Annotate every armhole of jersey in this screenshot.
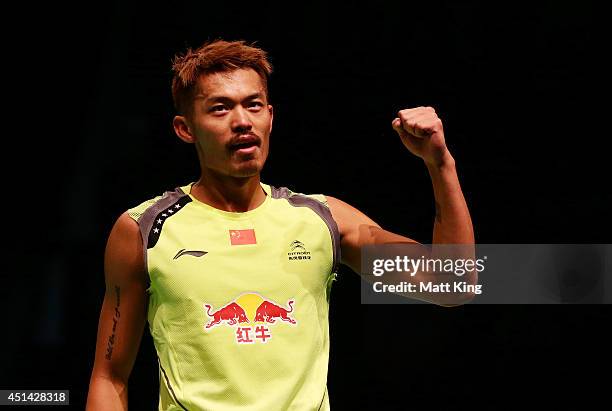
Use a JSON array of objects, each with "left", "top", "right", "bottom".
[
  {"left": 126, "top": 187, "right": 193, "bottom": 288},
  {"left": 269, "top": 185, "right": 342, "bottom": 275}
]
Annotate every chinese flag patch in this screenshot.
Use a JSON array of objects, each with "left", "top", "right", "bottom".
[{"left": 229, "top": 229, "right": 257, "bottom": 245}]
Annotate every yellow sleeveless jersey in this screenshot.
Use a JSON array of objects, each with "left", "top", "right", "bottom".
[{"left": 127, "top": 182, "right": 341, "bottom": 410}]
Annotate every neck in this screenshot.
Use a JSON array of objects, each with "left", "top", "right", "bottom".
[{"left": 191, "top": 169, "right": 266, "bottom": 212}]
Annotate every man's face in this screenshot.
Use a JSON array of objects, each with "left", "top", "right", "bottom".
[{"left": 185, "top": 68, "right": 273, "bottom": 178}]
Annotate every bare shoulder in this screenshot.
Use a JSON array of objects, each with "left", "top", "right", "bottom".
[
  {"left": 325, "top": 195, "right": 381, "bottom": 238},
  {"left": 325, "top": 195, "right": 419, "bottom": 273},
  {"left": 326, "top": 195, "right": 418, "bottom": 247},
  {"left": 104, "top": 212, "right": 146, "bottom": 286}
]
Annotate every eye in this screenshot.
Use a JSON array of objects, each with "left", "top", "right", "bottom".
[
  {"left": 248, "top": 101, "right": 264, "bottom": 111},
  {"left": 210, "top": 105, "right": 228, "bottom": 113}
]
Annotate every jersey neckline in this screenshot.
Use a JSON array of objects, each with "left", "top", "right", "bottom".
[{"left": 180, "top": 181, "right": 273, "bottom": 220}]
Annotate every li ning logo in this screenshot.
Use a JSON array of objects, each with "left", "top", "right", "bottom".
[{"left": 288, "top": 240, "right": 311, "bottom": 261}]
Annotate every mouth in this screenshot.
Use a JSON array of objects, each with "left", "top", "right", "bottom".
[{"left": 229, "top": 134, "right": 261, "bottom": 154}]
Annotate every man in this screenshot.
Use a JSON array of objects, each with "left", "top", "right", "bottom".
[{"left": 86, "top": 39, "right": 475, "bottom": 410}]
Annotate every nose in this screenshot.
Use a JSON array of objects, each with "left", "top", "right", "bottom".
[{"left": 231, "top": 106, "right": 252, "bottom": 133}]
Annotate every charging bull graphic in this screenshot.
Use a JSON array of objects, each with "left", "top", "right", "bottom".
[
  {"left": 204, "top": 302, "right": 249, "bottom": 328},
  {"left": 203, "top": 293, "right": 297, "bottom": 343},
  {"left": 254, "top": 300, "right": 296, "bottom": 324}
]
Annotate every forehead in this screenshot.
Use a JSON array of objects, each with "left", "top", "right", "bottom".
[{"left": 195, "top": 68, "right": 266, "bottom": 101}]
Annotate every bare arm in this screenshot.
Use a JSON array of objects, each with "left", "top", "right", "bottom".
[
  {"left": 392, "top": 106, "right": 474, "bottom": 245},
  {"left": 326, "top": 106, "right": 476, "bottom": 306},
  {"left": 86, "top": 213, "right": 148, "bottom": 410},
  {"left": 427, "top": 153, "right": 474, "bottom": 244}
]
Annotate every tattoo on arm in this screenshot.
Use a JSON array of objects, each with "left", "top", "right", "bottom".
[{"left": 105, "top": 286, "right": 121, "bottom": 360}]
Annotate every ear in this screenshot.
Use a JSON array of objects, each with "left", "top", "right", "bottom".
[
  {"left": 268, "top": 104, "right": 274, "bottom": 134},
  {"left": 173, "top": 116, "right": 195, "bottom": 143}
]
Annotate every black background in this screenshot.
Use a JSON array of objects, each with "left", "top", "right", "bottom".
[{"left": 2, "top": 0, "right": 608, "bottom": 409}]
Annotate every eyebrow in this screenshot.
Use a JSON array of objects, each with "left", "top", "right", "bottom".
[{"left": 200, "top": 92, "right": 265, "bottom": 105}]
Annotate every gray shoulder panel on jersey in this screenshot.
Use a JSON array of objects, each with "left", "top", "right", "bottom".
[
  {"left": 271, "top": 185, "right": 341, "bottom": 274},
  {"left": 136, "top": 187, "right": 192, "bottom": 279}
]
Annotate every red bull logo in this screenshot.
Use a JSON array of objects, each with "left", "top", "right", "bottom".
[
  {"left": 253, "top": 300, "right": 296, "bottom": 324},
  {"left": 203, "top": 293, "right": 297, "bottom": 344},
  {"left": 203, "top": 302, "right": 249, "bottom": 328}
]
